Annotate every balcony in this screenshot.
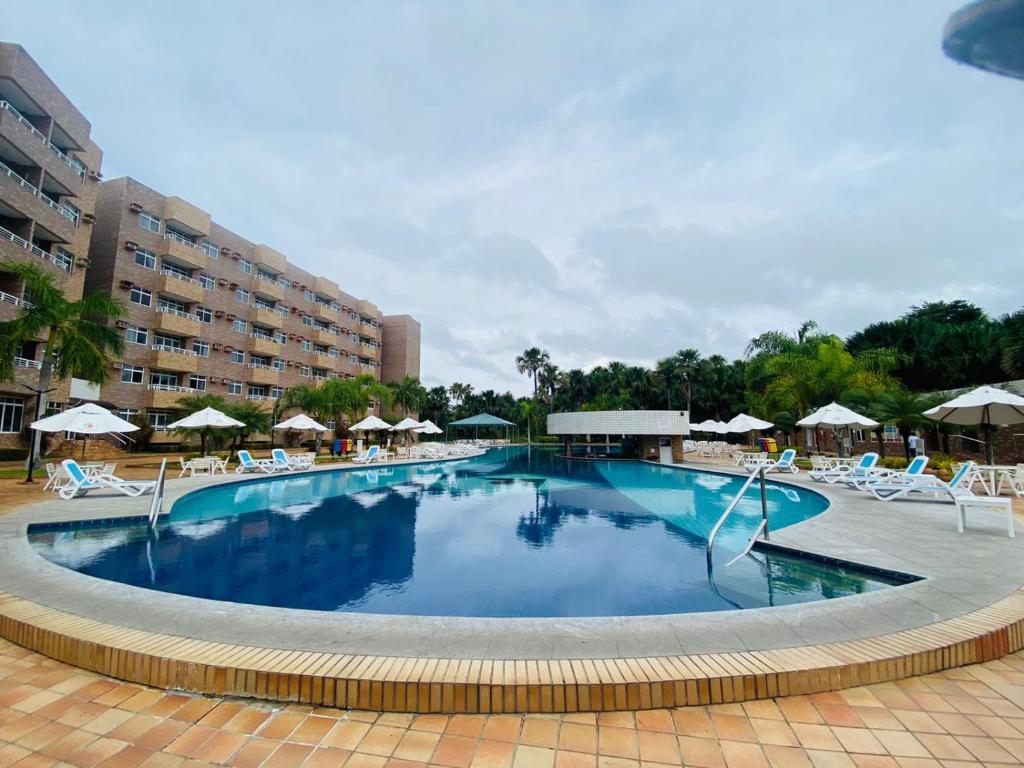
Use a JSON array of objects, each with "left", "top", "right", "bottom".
[
  {"left": 249, "top": 305, "right": 283, "bottom": 329},
  {"left": 247, "top": 364, "right": 280, "bottom": 385},
  {"left": 160, "top": 235, "right": 208, "bottom": 270},
  {"left": 145, "top": 384, "right": 198, "bottom": 409},
  {"left": 249, "top": 334, "right": 282, "bottom": 357},
  {"left": 0, "top": 101, "right": 85, "bottom": 192},
  {"left": 158, "top": 270, "right": 204, "bottom": 303},
  {"left": 252, "top": 272, "right": 285, "bottom": 301},
  {"left": 313, "top": 302, "right": 336, "bottom": 322},
  {"left": 313, "top": 276, "right": 339, "bottom": 300},
  {"left": 360, "top": 344, "right": 378, "bottom": 360},
  {"left": 0, "top": 225, "right": 73, "bottom": 278},
  {"left": 357, "top": 299, "right": 380, "bottom": 319},
  {"left": 164, "top": 196, "right": 210, "bottom": 236},
  {"left": 154, "top": 306, "right": 201, "bottom": 337},
  {"left": 253, "top": 244, "right": 286, "bottom": 273},
  {"left": 312, "top": 328, "right": 339, "bottom": 346},
  {"left": 0, "top": 160, "right": 75, "bottom": 242},
  {"left": 151, "top": 345, "right": 199, "bottom": 373}
]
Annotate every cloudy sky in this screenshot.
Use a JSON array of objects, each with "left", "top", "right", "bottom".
[{"left": 7, "top": 2, "right": 1023, "bottom": 394}]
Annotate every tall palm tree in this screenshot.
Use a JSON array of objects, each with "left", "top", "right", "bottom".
[
  {"left": 515, "top": 347, "right": 549, "bottom": 398},
  {"left": 388, "top": 375, "right": 427, "bottom": 417},
  {"left": 870, "top": 389, "right": 935, "bottom": 460},
  {"left": 537, "top": 363, "right": 559, "bottom": 405},
  {"left": 0, "top": 262, "right": 124, "bottom": 470},
  {"left": 1001, "top": 309, "right": 1024, "bottom": 378},
  {"left": 449, "top": 382, "right": 473, "bottom": 407},
  {"left": 173, "top": 393, "right": 229, "bottom": 455},
  {"left": 518, "top": 399, "right": 538, "bottom": 443},
  {"left": 225, "top": 401, "right": 271, "bottom": 451}
]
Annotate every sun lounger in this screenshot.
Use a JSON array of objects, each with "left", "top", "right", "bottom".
[
  {"left": 949, "top": 463, "right": 1015, "bottom": 537},
  {"left": 235, "top": 449, "right": 281, "bottom": 474},
  {"left": 860, "top": 456, "right": 952, "bottom": 501},
  {"left": 58, "top": 459, "right": 156, "bottom": 500},
  {"left": 745, "top": 448, "right": 798, "bottom": 474},
  {"left": 811, "top": 453, "right": 879, "bottom": 484},
  {"left": 271, "top": 448, "right": 315, "bottom": 471},
  {"left": 353, "top": 445, "right": 380, "bottom": 464}
]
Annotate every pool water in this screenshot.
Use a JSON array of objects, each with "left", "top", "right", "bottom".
[{"left": 28, "top": 447, "right": 911, "bottom": 617}]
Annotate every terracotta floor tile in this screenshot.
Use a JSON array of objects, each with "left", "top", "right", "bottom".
[
  {"left": 711, "top": 715, "right": 756, "bottom": 744},
  {"left": 190, "top": 730, "right": 249, "bottom": 763},
  {"left": 816, "top": 706, "right": 865, "bottom": 729},
  {"left": 96, "top": 745, "right": 156, "bottom": 768},
  {"left": 107, "top": 714, "right": 163, "bottom": 743},
  {"left": 671, "top": 709, "right": 715, "bottom": 738},
  {"left": 289, "top": 715, "right": 336, "bottom": 745},
  {"left": 133, "top": 719, "right": 189, "bottom": 751},
  {"left": 118, "top": 690, "right": 164, "bottom": 713},
  {"left": 749, "top": 719, "right": 798, "bottom": 747},
  {"left": 38, "top": 727, "right": 99, "bottom": 760},
  {"left": 0, "top": 713, "right": 48, "bottom": 741},
  {"left": 803, "top": 750, "right": 857, "bottom": 767},
  {"left": 11, "top": 689, "right": 63, "bottom": 714},
  {"left": 12, "top": 754, "right": 62, "bottom": 768},
  {"left": 163, "top": 725, "right": 217, "bottom": 758},
  {"left": 636, "top": 731, "right": 678, "bottom": 764},
  {"left": 831, "top": 728, "right": 887, "bottom": 756},
  {"left": 412, "top": 715, "right": 452, "bottom": 734},
  {"left": 890, "top": 711, "right": 946, "bottom": 735},
  {"left": 952, "top": 735, "right": 1017, "bottom": 763},
  {"left": 483, "top": 716, "right": 522, "bottom": 743},
  {"left": 447, "top": 716, "right": 487, "bottom": 738},
  {"left": 306, "top": 747, "right": 355, "bottom": 767},
  {"left": 913, "top": 734, "right": 974, "bottom": 761},
  {"left": 359, "top": 725, "right": 408, "bottom": 757},
  {"left": 777, "top": 699, "right": 825, "bottom": 725},
  {"left": 195, "top": 701, "right": 243, "bottom": 728},
  {"left": 222, "top": 707, "right": 273, "bottom": 735},
  {"left": 226, "top": 737, "right": 281, "bottom": 768},
  {"left": 325, "top": 719, "right": 374, "bottom": 750},
  {"left": 433, "top": 735, "right": 478, "bottom": 768},
  {"left": 872, "top": 730, "right": 930, "bottom": 758},
  {"left": 345, "top": 753, "right": 388, "bottom": 768},
  {"left": 142, "top": 693, "right": 191, "bottom": 718},
  {"left": 741, "top": 701, "right": 784, "bottom": 722},
  {"left": 15, "top": 720, "right": 75, "bottom": 751},
  {"left": 719, "top": 740, "right": 769, "bottom": 768},
  {"left": 263, "top": 742, "right": 314, "bottom": 768},
  {"left": 852, "top": 708, "right": 905, "bottom": 731},
  {"left": 554, "top": 751, "right": 596, "bottom": 768},
  {"left": 67, "top": 736, "right": 131, "bottom": 768},
  {"left": 677, "top": 735, "right": 725, "bottom": 768},
  {"left": 596, "top": 713, "right": 635, "bottom": 729},
  {"left": 761, "top": 744, "right": 812, "bottom": 768},
  {"left": 965, "top": 714, "right": 1022, "bottom": 739},
  {"left": 634, "top": 711, "right": 674, "bottom": 733},
  {"left": 513, "top": 745, "right": 556, "bottom": 768},
  {"left": 258, "top": 712, "right": 307, "bottom": 741},
  {"left": 167, "top": 698, "right": 220, "bottom": 725},
  {"left": 559, "top": 724, "right": 597, "bottom": 754},
  {"left": 394, "top": 730, "right": 442, "bottom": 763},
  {"left": 847, "top": 757, "right": 899, "bottom": 768},
  {"left": 470, "top": 739, "right": 516, "bottom": 768},
  {"left": 521, "top": 720, "right": 559, "bottom": 749},
  {"left": 598, "top": 726, "right": 638, "bottom": 759}
]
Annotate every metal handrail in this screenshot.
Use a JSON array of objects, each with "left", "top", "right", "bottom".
[
  {"left": 148, "top": 458, "right": 167, "bottom": 529},
  {"left": 706, "top": 467, "right": 769, "bottom": 570}
]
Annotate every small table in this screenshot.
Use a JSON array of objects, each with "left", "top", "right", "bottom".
[{"left": 182, "top": 457, "right": 228, "bottom": 476}]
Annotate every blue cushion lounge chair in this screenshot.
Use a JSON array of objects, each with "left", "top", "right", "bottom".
[
  {"left": 58, "top": 459, "right": 156, "bottom": 500},
  {"left": 271, "top": 448, "right": 314, "bottom": 471},
  {"left": 844, "top": 454, "right": 929, "bottom": 490},
  {"left": 745, "top": 448, "right": 798, "bottom": 474},
  {"left": 353, "top": 445, "right": 380, "bottom": 464},
  {"left": 810, "top": 452, "right": 878, "bottom": 484},
  {"left": 235, "top": 449, "right": 280, "bottom": 474},
  {"left": 948, "top": 462, "right": 1015, "bottom": 537},
  {"left": 861, "top": 456, "right": 965, "bottom": 501}
]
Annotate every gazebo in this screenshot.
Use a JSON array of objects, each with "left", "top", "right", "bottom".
[{"left": 446, "top": 413, "right": 515, "bottom": 442}]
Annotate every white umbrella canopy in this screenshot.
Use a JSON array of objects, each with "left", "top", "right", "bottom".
[
  {"left": 31, "top": 403, "right": 138, "bottom": 434},
  {"left": 797, "top": 402, "right": 879, "bottom": 429},
  {"left": 166, "top": 407, "right": 244, "bottom": 430},
  {"left": 389, "top": 417, "right": 424, "bottom": 431},
  {"left": 726, "top": 413, "right": 774, "bottom": 432},
  {"left": 273, "top": 413, "right": 328, "bottom": 432},
  {"left": 923, "top": 385, "right": 1024, "bottom": 464},
  {"left": 349, "top": 415, "right": 393, "bottom": 432},
  {"left": 415, "top": 419, "right": 444, "bottom": 435}
]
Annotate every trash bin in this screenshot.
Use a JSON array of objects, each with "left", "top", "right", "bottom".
[
  {"left": 763, "top": 437, "right": 778, "bottom": 453},
  {"left": 340, "top": 438, "right": 351, "bottom": 453}
]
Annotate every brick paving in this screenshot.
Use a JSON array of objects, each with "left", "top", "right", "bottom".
[{"left": 3, "top": 639, "right": 1024, "bottom": 766}]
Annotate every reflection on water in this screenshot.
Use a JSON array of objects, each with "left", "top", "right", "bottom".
[{"left": 28, "top": 448, "right": 908, "bottom": 617}]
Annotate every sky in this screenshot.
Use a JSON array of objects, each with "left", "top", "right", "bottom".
[{"left": 5, "top": 1, "right": 1023, "bottom": 395}]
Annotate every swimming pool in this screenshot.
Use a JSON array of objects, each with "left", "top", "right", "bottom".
[{"left": 28, "top": 447, "right": 910, "bottom": 617}]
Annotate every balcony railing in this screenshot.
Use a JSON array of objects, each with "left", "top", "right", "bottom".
[
  {"left": 151, "top": 344, "right": 198, "bottom": 356},
  {"left": 255, "top": 272, "right": 279, "bottom": 285},
  {"left": 163, "top": 232, "right": 203, "bottom": 250},
  {"left": 0, "top": 290, "right": 33, "bottom": 308},
  {"left": 0, "top": 224, "right": 72, "bottom": 272},
  {"left": 155, "top": 305, "right": 200, "bottom": 321},
  {"left": 0, "top": 158, "right": 79, "bottom": 228},
  {"left": 274, "top": 305, "right": 289, "bottom": 317},
  {"left": 0, "top": 101, "right": 86, "bottom": 178},
  {"left": 159, "top": 268, "right": 198, "bottom": 285},
  {"left": 14, "top": 357, "right": 41, "bottom": 369},
  {"left": 247, "top": 362, "right": 274, "bottom": 370},
  {"left": 246, "top": 393, "right": 276, "bottom": 401},
  {"left": 250, "top": 332, "right": 281, "bottom": 344},
  {"left": 38, "top": 192, "right": 79, "bottom": 224},
  {"left": 0, "top": 158, "right": 38, "bottom": 195},
  {"left": 148, "top": 383, "right": 199, "bottom": 394}
]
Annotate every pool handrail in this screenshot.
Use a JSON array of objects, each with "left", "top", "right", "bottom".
[
  {"left": 147, "top": 458, "right": 168, "bottom": 530},
  {"left": 706, "top": 466, "right": 770, "bottom": 571}
]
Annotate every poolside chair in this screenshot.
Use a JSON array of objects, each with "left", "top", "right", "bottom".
[
  {"left": 235, "top": 449, "right": 280, "bottom": 474},
  {"left": 949, "top": 463, "right": 1015, "bottom": 537},
  {"left": 842, "top": 454, "right": 928, "bottom": 491},
  {"left": 58, "top": 459, "right": 156, "bottom": 500},
  {"left": 997, "top": 464, "right": 1024, "bottom": 498},
  {"left": 271, "top": 448, "right": 314, "bottom": 471},
  {"left": 745, "top": 448, "right": 798, "bottom": 474},
  {"left": 860, "top": 456, "right": 951, "bottom": 501},
  {"left": 811, "top": 453, "right": 879, "bottom": 484},
  {"left": 43, "top": 462, "right": 70, "bottom": 492},
  {"left": 353, "top": 445, "right": 380, "bottom": 464}
]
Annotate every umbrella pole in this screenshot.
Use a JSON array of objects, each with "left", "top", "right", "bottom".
[{"left": 984, "top": 405, "right": 994, "bottom": 465}]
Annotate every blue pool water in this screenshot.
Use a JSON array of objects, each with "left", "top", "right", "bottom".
[{"left": 28, "top": 448, "right": 909, "bottom": 617}]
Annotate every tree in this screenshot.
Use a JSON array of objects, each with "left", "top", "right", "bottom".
[
  {"left": 173, "top": 393, "right": 230, "bottom": 455},
  {"left": 224, "top": 402, "right": 271, "bottom": 451},
  {"left": 449, "top": 382, "right": 473, "bottom": 407},
  {"left": 870, "top": 389, "right": 936, "bottom": 459},
  {"left": 515, "top": 347, "right": 550, "bottom": 398},
  {"left": 0, "top": 261, "right": 125, "bottom": 470},
  {"left": 420, "top": 386, "right": 450, "bottom": 429},
  {"left": 388, "top": 375, "right": 427, "bottom": 417},
  {"left": 518, "top": 399, "right": 538, "bottom": 443},
  {"left": 537, "top": 363, "right": 560, "bottom": 405},
  {"left": 1001, "top": 309, "right": 1024, "bottom": 378}
]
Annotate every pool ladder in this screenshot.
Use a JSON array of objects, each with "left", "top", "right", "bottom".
[
  {"left": 147, "top": 458, "right": 168, "bottom": 530},
  {"left": 706, "top": 466, "right": 769, "bottom": 570}
]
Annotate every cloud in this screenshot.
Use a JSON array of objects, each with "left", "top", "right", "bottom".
[{"left": 6, "top": 0, "right": 1023, "bottom": 395}]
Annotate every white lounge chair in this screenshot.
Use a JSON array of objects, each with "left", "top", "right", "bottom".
[
  {"left": 43, "top": 462, "right": 70, "bottom": 491},
  {"left": 811, "top": 453, "right": 879, "bottom": 484},
  {"left": 861, "top": 456, "right": 952, "bottom": 501},
  {"left": 58, "top": 459, "right": 156, "bottom": 500},
  {"left": 997, "top": 464, "right": 1024, "bottom": 498},
  {"left": 943, "top": 461, "right": 1014, "bottom": 537},
  {"left": 353, "top": 445, "right": 381, "bottom": 464},
  {"left": 271, "top": 448, "right": 314, "bottom": 471},
  {"left": 745, "top": 448, "right": 798, "bottom": 474},
  {"left": 235, "top": 449, "right": 281, "bottom": 474}
]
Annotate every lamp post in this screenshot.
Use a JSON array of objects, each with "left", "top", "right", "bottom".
[{"left": 22, "top": 384, "right": 56, "bottom": 484}]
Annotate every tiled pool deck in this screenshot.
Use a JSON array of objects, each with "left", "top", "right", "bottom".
[{"left": 1, "top": 454, "right": 1023, "bottom": 715}]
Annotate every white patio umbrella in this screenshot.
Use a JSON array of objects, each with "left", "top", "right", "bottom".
[
  {"left": 923, "top": 385, "right": 1024, "bottom": 464},
  {"left": 389, "top": 417, "right": 424, "bottom": 431},
  {"left": 349, "top": 415, "right": 393, "bottom": 447},
  {"left": 273, "top": 413, "right": 328, "bottom": 432},
  {"left": 31, "top": 402, "right": 139, "bottom": 460},
  {"left": 797, "top": 402, "right": 879, "bottom": 457},
  {"left": 166, "top": 406, "right": 245, "bottom": 456},
  {"left": 691, "top": 419, "right": 719, "bottom": 432},
  {"left": 725, "top": 413, "right": 774, "bottom": 449},
  {"left": 415, "top": 419, "right": 444, "bottom": 435}
]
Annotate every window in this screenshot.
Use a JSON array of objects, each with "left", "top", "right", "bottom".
[
  {"left": 230, "top": 349, "right": 244, "bottom": 364},
  {"left": 45, "top": 401, "right": 64, "bottom": 416},
  {"left": 254, "top": 296, "right": 273, "bottom": 310},
  {"left": 188, "top": 374, "right": 207, "bottom": 391},
  {"left": 271, "top": 386, "right": 284, "bottom": 399},
  {"left": 0, "top": 396, "right": 24, "bottom": 433},
  {"left": 157, "top": 297, "right": 186, "bottom": 314},
  {"left": 148, "top": 411, "right": 172, "bottom": 431},
  {"left": 150, "top": 372, "right": 179, "bottom": 388},
  {"left": 227, "top": 380, "right": 242, "bottom": 395},
  {"left": 235, "top": 288, "right": 249, "bottom": 303},
  {"left": 272, "top": 358, "right": 284, "bottom": 371},
  {"left": 301, "top": 339, "right": 311, "bottom": 351},
  {"left": 192, "top": 340, "right": 210, "bottom": 357},
  {"left": 198, "top": 273, "right": 215, "bottom": 290},
  {"left": 302, "top": 315, "right": 314, "bottom": 327},
  {"left": 238, "top": 258, "right": 252, "bottom": 274},
  {"left": 121, "top": 365, "right": 144, "bottom": 384},
  {"left": 327, "top": 420, "right": 336, "bottom": 432},
  {"left": 328, "top": 348, "right": 339, "bottom": 359},
  {"left": 232, "top": 318, "right": 247, "bottom": 334},
  {"left": 348, "top": 353, "right": 357, "bottom": 364},
  {"left": 165, "top": 226, "right": 194, "bottom": 244},
  {"left": 115, "top": 408, "right": 139, "bottom": 422},
  {"left": 248, "top": 385, "right": 268, "bottom": 398},
  {"left": 252, "top": 327, "right": 273, "bottom": 340},
  {"left": 195, "top": 306, "right": 212, "bottom": 324},
  {"left": 134, "top": 249, "right": 156, "bottom": 269},
  {"left": 129, "top": 287, "right": 152, "bottom": 307},
  {"left": 299, "top": 364, "right": 311, "bottom": 377},
  {"left": 161, "top": 261, "right": 190, "bottom": 279},
  {"left": 53, "top": 247, "right": 74, "bottom": 274},
  {"left": 273, "top": 331, "right": 287, "bottom": 345},
  {"left": 138, "top": 211, "right": 160, "bottom": 233},
  {"left": 200, "top": 242, "right": 219, "bottom": 259},
  {"left": 153, "top": 333, "right": 183, "bottom": 350},
  {"left": 125, "top": 325, "right": 148, "bottom": 345},
  {"left": 278, "top": 276, "right": 290, "bottom": 289},
  {"left": 257, "top": 268, "right": 276, "bottom": 282},
  {"left": 303, "top": 289, "right": 314, "bottom": 302}
]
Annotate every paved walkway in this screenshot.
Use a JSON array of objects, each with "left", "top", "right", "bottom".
[{"left": 4, "top": 636, "right": 1024, "bottom": 767}]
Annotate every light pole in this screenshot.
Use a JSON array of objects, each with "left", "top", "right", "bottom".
[{"left": 22, "top": 384, "right": 56, "bottom": 484}]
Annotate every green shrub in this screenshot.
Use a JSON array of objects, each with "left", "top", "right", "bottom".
[
  {"left": 0, "top": 448, "right": 28, "bottom": 461},
  {"left": 880, "top": 456, "right": 910, "bottom": 469}
]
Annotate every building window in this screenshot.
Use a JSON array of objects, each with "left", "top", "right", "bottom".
[
  {"left": 129, "top": 287, "right": 152, "bottom": 307},
  {"left": 348, "top": 353, "right": 357, "bottom": 364},
  {"left": 238, "top": 258, "right": 252, "bottom": 274},
  {"left": 150, "top": 372, "right": 179, "bottom": 389},
  {"left": 227, "top": 379, "right": 242, "bottom": 395},
  {"left": 302, "top": 315, "right": 314, "bottom": 327},
  {"left": 138, "top": 211, "right": 160, "bottom": 233},
  {"left": 121, "top": 365, "right": 144, "bottom": 384},
  {"left": 301, "top": 339, "right": 311, "bottom": 352},
  {"left": 188, "top": 374, "right": 207, "bottom": 391},
  {"left": 0, "top": 396, "right": 24, "bottom": 433},
  {"left": 230, "top": 349, "right": 244, "bottom": 364},
  {"left": 115, "top": 408, "right": 139, "bottom": 422},
  {"left": 148, "top": 411, "right": 172, "bottom": 431},
  {"left": 278, "top": 276, "right": 290, "bottom": 289},
  {"left": 134, "top": 249, "right": 156, "bottom": 270},
  {"left": 45, "top": 401, "right": 64, "bottom": 416},
  {"left": 299, "top": 364, "right": 311, "bottom": 377},
  {"left": 195, "top": 306, "right": 212, "bottom": 324},
  {"left": 271, "top": 386, "right": 284, "bottom": 399},
  {"left": 153, "top": 333, "right": 183, "bottom": 350},
  {"left": 165, "top": 226, "right": 194, "bottom": 244},
  {"left": 53, "top": 247, "right": 74, "bottom": 274},
  {"left": 192, "top": 340, "right": 210, "bottom": 357},
  {"left": 235, "top": 288, "right": 249, "bottom": 304},
  {"left": 303, "top": 289, "right": 314, "bottom": 302},
  {"left": 201, "top": 242, "right": 219, "bottom": 259},
  {"left": 273, "top": 331, "right": 287, "bottom": 345},
  {"left": 198, "top": 273, "right": 215, "bottom": 290},
  {"left": 125, "top": 325, "right": 148, "bottom": 345},
  {"left": 157, "top": 297, "right": 186, "bottom": 314},
  {"left": 232, "top": 318, "right": 247, "bottom": 334},
  {"left": 272, "top": 358, "right": 284, "bottom": 371},
  {"left": 254, "top": 296, "right": 273, "bottom": 310}
]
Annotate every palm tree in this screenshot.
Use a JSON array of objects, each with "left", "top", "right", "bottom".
[
  {"left": 389, "top": 375, "right": 427, "bottom": 417},
  {"left": 537, "top": 363, "right": 559, "bottom": 405},
  {"left": 515, "top": 347, "right": 549, "bottom": 398},
  {"left": 173, "top": 393, "right": 229, "bottom": 455},
  {"left": 0, "top": 262, "right": 124, "bottom": 471},
  {"left": 870, "top": 389, "right": 935, "bottom": 460},
  {"left": 449, "top": 382, "right": 473, "bottom": 407},
  {"left": 518, "top": 399, "right": 538, "bottom": 443},
  {"left": 224, "top": 402, "right": 271, "bottom": 452},
  {"left": 1001, "top": 309, "right": 1024, "bottom": 378}
]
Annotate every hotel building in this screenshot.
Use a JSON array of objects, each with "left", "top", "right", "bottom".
[{"left": 0, "top": 43, "right": 103, "bottom": 445}]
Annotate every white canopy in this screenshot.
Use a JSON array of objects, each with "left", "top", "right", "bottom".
[
  {"left": 692, "top": 419, "right": 721, "bottom": 432},
  {"left": 415, "top": 419, "right": 444, "bottom": 435},
  {"left": 31, "top": 403, "right": 138, "bottom": 434},
  {"left": 390, "top": 417, "right": 424, "bottom": 431},
  {"left": 166, "top": 407, "right": 245, "bottom": 430},
  {"left": 797, "top": 402, "right": 879, "bottom": 429},
  {"left": 923, "top": 385, "right": 1024, "bottom": 426},
  {"left": 726, "top": 413, "right": 774, "bottom": 432},
  {"left": 349, "top": 415, "right": 393, "bottom": 432},
  {"left": 273, "top": 413, "right": 328, "bottom": 432}
]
